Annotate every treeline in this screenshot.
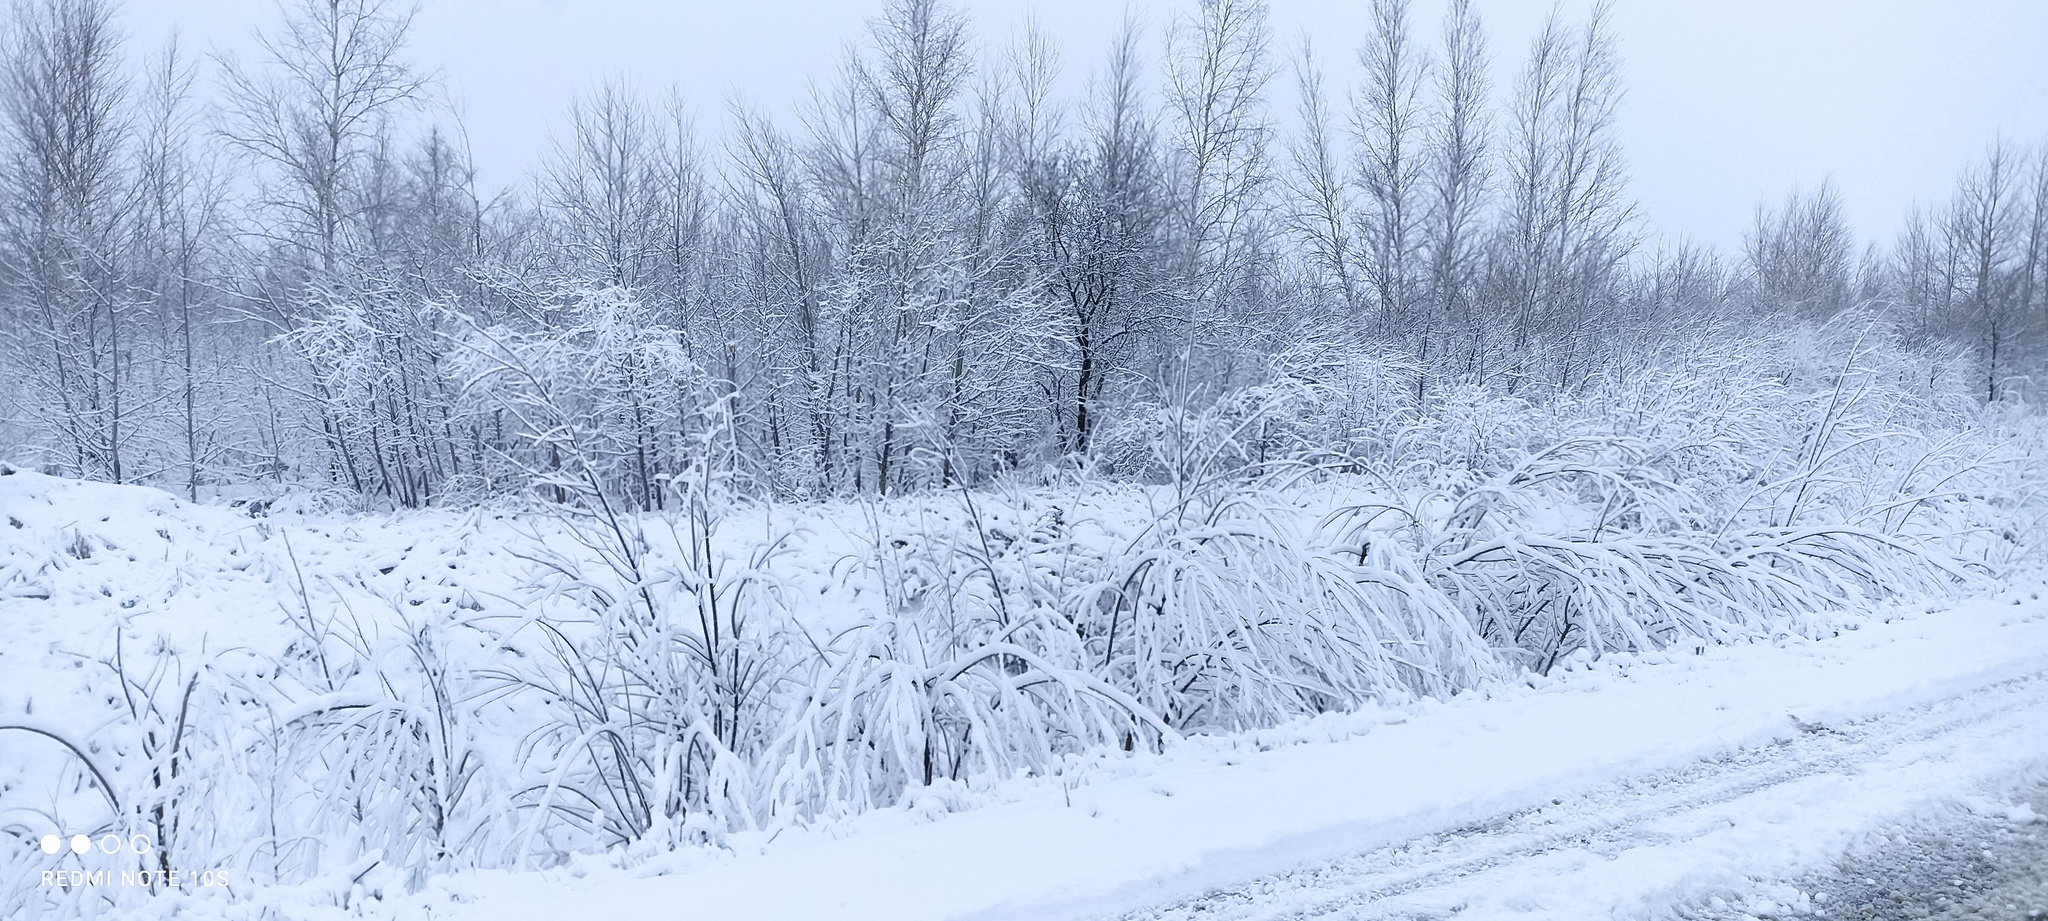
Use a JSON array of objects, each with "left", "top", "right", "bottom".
[{"left": 1, "top": 0, "right": 2044, "bottom": 508}]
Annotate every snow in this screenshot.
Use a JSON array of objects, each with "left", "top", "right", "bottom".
[
  {"left": 3, "top": 0, "right": 2042, "bottom": 913},
  {"left": 6, "top": 466, "right": 2046, "bottom": 921},
  {"left": 385, "top": 587, "right": 2044, "bottom": 921}
]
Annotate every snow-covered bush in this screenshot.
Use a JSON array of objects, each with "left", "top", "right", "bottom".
[
  {"left": 2, "top": 316, "right": 2041, "bottom": 917},
  {"left": 449, "top": 287, "right": 728, "bottom": 511}
]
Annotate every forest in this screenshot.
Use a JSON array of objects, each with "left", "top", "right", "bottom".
[
  {"left": 0, "top": 0, "right": 2041, "bottom": 506},
  {"left": 1, "top": 0, "right": 2047, "bottom": 911}
]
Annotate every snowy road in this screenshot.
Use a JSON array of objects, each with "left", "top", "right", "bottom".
[
  {"left": 1675, "top": 772, "right": 2048, "bottom": 921},
  {"left": 1112, "top": 670, "right": 2048, "bottom": 921}
]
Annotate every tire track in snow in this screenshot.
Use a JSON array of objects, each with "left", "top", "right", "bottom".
[{"left": 1108, "top": 669, "right": 2048, "bottom": 921}]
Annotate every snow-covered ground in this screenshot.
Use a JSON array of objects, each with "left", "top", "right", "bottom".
[
  {"left": 92, "top": 587, "right": 2036, "bottom": 921},
  {"left": 1671, "top": 771, "right": 2048, "bottom": 921},
  {"left": 5, "top": 467, "right": 2045, "bottom": 920},
  {"left": 377, "top": 588, "right": 2047, "bottom": 921}
]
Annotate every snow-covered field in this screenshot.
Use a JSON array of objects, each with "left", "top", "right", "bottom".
[{"left": 3, "top": 458, "right": 2045, "bottom": 920}]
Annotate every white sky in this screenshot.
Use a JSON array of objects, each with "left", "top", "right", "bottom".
[{"left": 115, "top": 0, "right": 2048, "bottom": 254}]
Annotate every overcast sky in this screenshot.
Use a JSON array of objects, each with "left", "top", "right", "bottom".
[{"left": 115, "top": 0, "right": 2048, "bottom": 254}]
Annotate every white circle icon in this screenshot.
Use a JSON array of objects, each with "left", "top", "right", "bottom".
[{"left": 44, "top": 831, "right": 156, "bottom": 856}]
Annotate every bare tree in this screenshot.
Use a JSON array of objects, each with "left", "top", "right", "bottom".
[
  {"left": 1420, "top": 0, "right": 1489, "bottom": 369},
  {"left": 1889, "top": 205, "right": 1946, "bottom": 336},
  {"left": 1550, "top": 2, "right": 1635, "bottom": 334},
  {"left": 864, "top": 0, "right": 973, "bottom": 492},
  {"left": 2017, "top": 144, "right": 2048, "bottom": 358},
  {"left": 727, "top": 102, "right": 832, "bottom": 493},
  {"left": 1164, "top": 0, "right": 1273, "bottom": 320},
  {"left": 218, "top": 0, "right": 440, "bottom": 503},
  {"left": 1495, "top": 10, "right": 1566, "bottom": 361},
  {"left": 1947, "top": 141, "right": 2028, "bottom": 401},
  {"left": 132, "top": 39, "right": 227, "bottom": 499},
  {"left": 1283, "top": 37, "right": 1361, "bottom": 320},
  {"left": 220, "top": 0, "right": 428, "bottom": 283},
  {"left": 1745, "top": 179, "right": 1854, "bottom": 316},
  {"left": 542, "top": 81, "right": 665, "bottom": 290},
  {"left": 1634, "top": 241, "right": 1729, "bottom": 327},
  {"left": 1354, "top": 0, "right": 1429, "bottom": 337},
  {"left": 798, "top": 55, "right": 887, "bottom": 493},
  {"left": 1018, "top": 18, "right": 1169, "bottom": 457},
  {"left": 650, "top": 92, "right": 711, "bottom": 341},
  {"left": 1002, "top": 15, "right": 1064, "bottom": 174},
  {"left": 0, "top": 0, "right": 132, "bottom": 481},
  {"left": 1493, "top": 1, "right": 1634, "bottom": 387},
  {"left": 862, "top": 0, "right": 970, "bottom": 203}
]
